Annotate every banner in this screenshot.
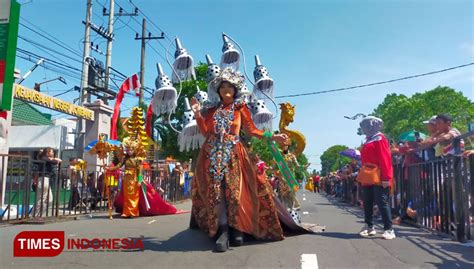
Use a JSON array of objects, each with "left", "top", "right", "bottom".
[
  {"left": 13, "top": 84, "right": 94, "bottom": 120},
  {"left": 267, "top": 140, "right": 299, "bottom": 192},
  {"left": 0, "top": 0, "right": 20, "bottom": 111}
]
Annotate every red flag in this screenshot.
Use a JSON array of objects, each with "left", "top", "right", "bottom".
[
  {"left": 146, "top": 104, "right": 153, "bottom": 138},
  {"left": 110, "top": 74, "right": 140, "bottom": 140}
]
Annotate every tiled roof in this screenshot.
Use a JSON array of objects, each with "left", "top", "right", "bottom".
[{"left": 12, "top": 99, "right": 52, "bottom": 125}]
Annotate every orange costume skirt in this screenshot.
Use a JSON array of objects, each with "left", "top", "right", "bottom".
[
  {"left": 121, "top": 170, "right": 140, "bottom": 217},
  {"left": 191, "top": 138, "right": 285, "bottom": 240}
]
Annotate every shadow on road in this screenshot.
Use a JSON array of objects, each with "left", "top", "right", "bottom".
[
  {"left": 321, "top": 193, "right": 474, "bottom": 268},
  {"left": 141, "top": 229, "right": 213, "bottom": 252},
  {"left": 317, "top": 232, "right": 364, "bottom": 240}
]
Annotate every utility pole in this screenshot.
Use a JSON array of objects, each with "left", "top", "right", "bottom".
[
  {"left": 101, "top": 4, "right": 137, "bottom": 102},
  {"left": 139, "top": 18, "right": 146, "bottom": 105},
  {"left": 80, "top": 0, "right": 93, "bottom": 105},
  {"left": 135, "top": 19, "right": 164, "bottom": 105},
  {"left": 76, "top": 0, "right": 93, "bottom": 160},
  {"left": 104, "top": 0, "right": 114, "bottom": 97}
]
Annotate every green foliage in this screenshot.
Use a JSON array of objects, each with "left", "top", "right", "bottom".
[
  {"left": 295, "top": 153, "right": 310, "bottom": 180},
  {"left": 320, "top": 145, "right": 351, "bottom": 176},
  {"left": 249, "top": 137, "right": 310, "bottom": 181},
  {"left": 249, "top": 137, "right": 273, "bottom": 163},
  {"left": 116, "top": 111, "right": 126, "bottom": 141},
  {"left": 372, "top": 86, "right": 474, "bottom": 141}
]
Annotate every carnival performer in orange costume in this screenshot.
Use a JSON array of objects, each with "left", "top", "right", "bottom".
[
  {"left": 190, "top": 67, "right": 290, "bottom": 252},
  {"left": 109, "top": 137, "right": 142, "bottom": 218}
]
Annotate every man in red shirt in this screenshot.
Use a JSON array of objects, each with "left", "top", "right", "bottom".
[{"left": 312, "top": 174, "right": 320, "bottom": 193}]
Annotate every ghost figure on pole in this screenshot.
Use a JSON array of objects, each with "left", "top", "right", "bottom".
[
  {"left": 193, "top": 85, "right": 208, "bottom": 105},
  {"left": 253, "top": 55, "right": 274, "bottom": 99},
  {"left": 172, "top": 37, "right": 195, "bottom": 84},
  {"left": 220, "top": 33, "right": 240, "bottom": 71},
  {"left": 205, "top": 54, "right": 222, "bottom": 107},
  {"left": 152, "top": 63, "right": 177, "bottom": 115},
  {"left": 248, "top": 95, "right": 273, "bottom": 130},
  {"left": 178, "top": 97, "right": 205, "bottom": 152}
]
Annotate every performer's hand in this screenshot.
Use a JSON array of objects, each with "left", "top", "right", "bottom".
[
  {"left": 273, "top": 133, "right": 289, "bottom": 146},
  {"left": 191, "top": 97, "right": 201, "bottom": 116},
  {"left": 381, "top": 181, "right": 390, "bottom": 188}
]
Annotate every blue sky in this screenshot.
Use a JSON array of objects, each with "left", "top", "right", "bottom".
[{"left": 14, "top": 0, "right": 474, "bottom": 170}]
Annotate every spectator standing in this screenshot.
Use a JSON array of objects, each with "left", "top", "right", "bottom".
[
  {"left": 433, "top": 114, "right": 464, "bottom": 156},
  {"left": 358, "top": 117, "right": 396, "bottom": 240},
  {"left": 419, "top": 116, "right": 439, "bottom": 161},
  {"left": 34, "top": 148, "right": 62, "bottom": 217}
]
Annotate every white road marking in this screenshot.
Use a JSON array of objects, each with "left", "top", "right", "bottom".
[
  {"left": 303, "top": 211, "right": 309, "bottom": 215},
  {"left": 303, "top": 198, "right": 307, "bottom": 201},
  {"left": 301, "top": 254, "right": 318, "bottom": 269},
  {"left": 148, "top": 220, "right": 157, "bottom": 224}
]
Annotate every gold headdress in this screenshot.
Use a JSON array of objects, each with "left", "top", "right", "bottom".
[{"left": 123, "top": 107, "right": 149, "bottom": 160}]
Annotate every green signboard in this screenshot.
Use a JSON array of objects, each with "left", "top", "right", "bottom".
[{"left": 0, "top": 0, "right": 20, "bottom": 111}]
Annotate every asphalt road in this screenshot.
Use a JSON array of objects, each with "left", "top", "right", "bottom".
[{"left": 1, "top": 191, "right": 473, "bottom": 269}]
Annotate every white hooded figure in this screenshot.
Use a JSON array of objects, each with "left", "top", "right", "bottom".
[
  {"left": 253, "top": 55, "right": 274, "bottom": 100},
  {"left": 178, "top": 97, "right": 205, "bottom": 152},
  {"left": 248, "top": 97, "right": 273, "bottom": 130},
  {"left": 172, "top": 38, "right": 195, "bottom": 84},
  {"left": 152, "top": 63, "right": 178, "bottom": 115},
  {"left": 220, "top": 34, "right": 240, "bottom": 71}
]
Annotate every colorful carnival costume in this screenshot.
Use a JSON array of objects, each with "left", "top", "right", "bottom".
[
  {"left": 191, "top": 68, "right": 282, "bottom": 239},
  {"left": 149, "top": 35, "right": 320, "bottom": 253},
  {"left": 188, "top": 66, "right": 315, "bottom": 252},
  {"left": 112, "top": 108, "right": 186, "bottom": 217},
  {"left": 277, "top": 146, "right": 302, "bottom": 210},
  {"left": 85, "top": 107, "right": 184, "bottom": 218}
]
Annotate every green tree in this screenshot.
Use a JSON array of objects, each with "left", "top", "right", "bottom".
[
  {"left": 249, "top": 137, "right": 273, "bottom": 163},
  {"left": 295, "top": 153, "right": 310, "bottom": 180},
  {"left": 372, "top": 86, "right": 474, "bottom": 141},
  {"left": 320, "top": 145, "right": 351, "bottom": 176},
  {"left": 249, "top": 137, "right": 310, "bottom": 181}
]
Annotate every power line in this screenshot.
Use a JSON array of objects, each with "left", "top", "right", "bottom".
[
  {"left": 20, "top": 18, "right": 83, "bottom": 57},
  {"left": 16, "top": 55, "right": 82, "bottom": 83},
  {"left": 148, "top": 42, "right": 168, "bottom": 64},
  {"left": 128, "top": 0, "right": 173, "bottom": 43},
  {"left": 116, "top": 0, "right": 173, "bottom": 58},
  {"left": 53, "top": 87, "right": 77, "bottom": 97},
  {"left": 17, "top": 48, "right": 83, "bottom": 74},
  {"left": 18, "top": 35, "right": 83, "bottom": 64},
  {"left": 107, "top": 5, "right": 169, "bottom": 65},
  {"left": 275, "top": 62, "right": 474, "bottom": 99},
  {"left": 16, "top": 55, "right": 82, "bottom": 81}
]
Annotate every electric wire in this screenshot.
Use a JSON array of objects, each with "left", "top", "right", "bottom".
[{"left": 275, "top": 62, "right": 474, "bottom": 99}]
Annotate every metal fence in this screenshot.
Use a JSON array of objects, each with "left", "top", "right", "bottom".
[
  {"left": 395, "top": 154, "right": 473, "bottom": 242},
  {"left": 0, "top": 155, "right": 189, "bottom": 223},
  {"left": 323, "top": 131, "right": 473, "bottom": 243}
]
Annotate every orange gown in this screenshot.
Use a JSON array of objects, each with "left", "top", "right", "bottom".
[
  {"left": 121, "top": 158, "right": 140, "bottom": 217},
  {"left": 192, "top": 102, "right": 284, "bottom": 240}
]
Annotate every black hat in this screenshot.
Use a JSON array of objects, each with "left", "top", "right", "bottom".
[{"left": 436, "top": 113, "right": 452, "bottom": 123}]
